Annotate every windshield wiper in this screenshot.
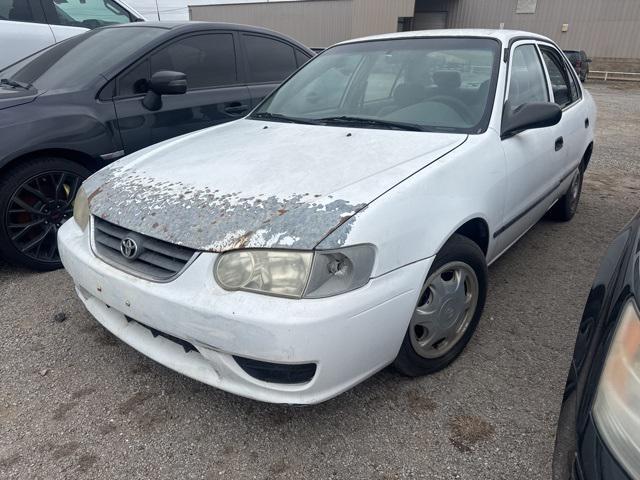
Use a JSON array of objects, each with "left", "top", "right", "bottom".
[
  {"left": 251, "top": 112, "right": 321, "bottom": 125},
  {"left": 0, "top": 78, "right": 32, "bottom": 90},
  {"left": 318, "top": 116, "right": 425, "bottom": 132}
]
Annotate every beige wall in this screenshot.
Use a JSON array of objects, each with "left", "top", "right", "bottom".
[
  {"left": 190, "top": 0, "right": 640, "bottom": 60},
  {"left": 190, "top": 0, "right": 417, "bottom": 47},
  {"left": 189, "top": 0, "right": 354, "bottom": 47},
  {"left": 350, "top": 0, "right": 415, "bottom": 38},
  {"left": 448, "top": 0, "right": 640, "bottom": 59}
]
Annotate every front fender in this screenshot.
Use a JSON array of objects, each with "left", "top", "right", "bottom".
[
  {"left": 317, "top": 132, "right": 506, "bottom": 277},
  {"left": 0, "top": 94, "right": 121, "bottom": 169}
]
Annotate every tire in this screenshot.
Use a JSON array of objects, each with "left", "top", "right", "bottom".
[
  {"left": 547, "top": 168, "right": 583, "bottom": 222},
  {"left": 393, "top": 234, "right": 488, "bottom": 377},
  {"left": 0, "top": 157, "right": 91, "bottom": 271}
]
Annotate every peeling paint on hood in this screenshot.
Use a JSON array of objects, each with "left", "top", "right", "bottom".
[{"left": 84, "top": 119, "right": 466, "bottom": 251}]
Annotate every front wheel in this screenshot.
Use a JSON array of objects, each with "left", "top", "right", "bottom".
[
  {"left": 0, "top": 157, "right": 90, "bottom": 270},
  {"left": 393, "top": 234, "right": 488, "bottom": 376}
]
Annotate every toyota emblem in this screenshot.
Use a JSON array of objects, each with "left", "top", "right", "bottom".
[{"left": 120, "top": 237, "right": 139, "bottom": 260}]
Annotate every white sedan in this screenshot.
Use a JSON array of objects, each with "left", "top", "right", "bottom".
[{"left": 59, "top": 29, "right": 596, "bottom": 404}]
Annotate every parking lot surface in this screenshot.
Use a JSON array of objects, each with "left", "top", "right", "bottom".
[{"left": 1, "top": 82, "right": 639, "bottom": 480}]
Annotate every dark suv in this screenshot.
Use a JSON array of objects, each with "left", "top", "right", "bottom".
[
  {"left": 564, "top": 50, "right": 591, "bottom": 82},
  {"left": 0, "top": 22, "right": 313, "bottom": 270}
]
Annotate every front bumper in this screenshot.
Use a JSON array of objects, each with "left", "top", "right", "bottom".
[{"left": 58, "top": 220, "right": 432, "bottom": 404}]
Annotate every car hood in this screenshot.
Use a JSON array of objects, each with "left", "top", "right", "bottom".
[{"left": 84, "top": 119, "right": 466, "bottom": 251}]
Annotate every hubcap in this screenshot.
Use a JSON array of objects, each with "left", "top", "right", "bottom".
[
  {"left": 409, "top": 261, "right": 479, "bottom": 359},
  {"left": 6, "top": 171, "right": 82, "bottom": 263}
]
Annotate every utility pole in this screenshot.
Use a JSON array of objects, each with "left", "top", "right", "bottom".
[{"left": 155, "top": 0, "right": 161, "bottom": 20}]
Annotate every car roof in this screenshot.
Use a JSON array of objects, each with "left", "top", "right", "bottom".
[
  {"left": 337, "top": 28, "right": 551, "bottom": 46},
  {"left": 106, "top": 21, "right": 313, "bottom": 52}
]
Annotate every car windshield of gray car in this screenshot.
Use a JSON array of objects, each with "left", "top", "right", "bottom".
[
  {"left": 0, "top": 27, "right": 165, "bottom": 91},
  {"left": 251, "top": 37, "right": 501, "bottom": 134}
]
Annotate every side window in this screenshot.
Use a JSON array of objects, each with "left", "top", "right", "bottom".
[
  {"left": 507, "top": 44, "right": 548, "bottom": 109},
  {"left": 1, "top": 0, "right": 35, "bottom": 22},
  {"left": 564, "top": 58, "right": 581, "bottom": 100},
  {"left": 49, "top": 0, "right": 132, "bottom": 28},
  {"left": 540, "top": 47, "right": 576, "bottom": 108},
  {"left": 117, "top": 60, "right": 150, "bottom": 97},
  {"left": 294, "top": 49, "right": 311, "bottom": 68},
  {"left": 149, "top": 33, "right": 237, "bottom": 90},
  {"left": 243, "top": 34, "right": 297, "bottom": 83}
]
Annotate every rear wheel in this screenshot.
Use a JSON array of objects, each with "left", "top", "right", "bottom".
[
  {"left": 547, "top": 168, "right": 583, "bottom": 222},
  {"left": 0, "top": 157, "right": 90, "bottom": 270},
  {"left": 393, "top": 234, "right": 488, "bottom": 376}
]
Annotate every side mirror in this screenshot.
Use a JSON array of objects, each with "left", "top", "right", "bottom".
[
  {"left": 501, "top": 101, "right": 562, "bottom": 139},
  {"left": 142, "top": 71, "right": 187, "bottom": 111}
]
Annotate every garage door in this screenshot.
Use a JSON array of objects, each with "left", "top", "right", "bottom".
[{"left": 413, "top": 11, "right": 447, "bottom": 30}]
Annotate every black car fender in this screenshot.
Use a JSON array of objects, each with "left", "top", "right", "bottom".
[{"left": 0, "top": 99, "right": 121, "bottom": 173}]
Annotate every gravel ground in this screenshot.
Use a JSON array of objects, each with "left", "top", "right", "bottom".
[{"left": 1, "top": 82, "right": 639, "bottom": 480}]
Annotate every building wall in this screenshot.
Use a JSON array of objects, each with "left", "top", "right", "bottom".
[
  {"left": 190, "top": 0, "right": 416, "bottom": 47},
  {"left": 190, "top": 0, "right": 640, "bottom": 65},
  {"left": 350, "top": 0, "right": 415, "bottom": 38},
  {"left": 448, "top": 0, "right": 640, "bottom": 60},
  {"left": 189, "top": 0, "right": 354, "bottom": 47}
]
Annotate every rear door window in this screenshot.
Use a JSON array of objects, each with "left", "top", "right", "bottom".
[
  {"left": 540, "top": 46, "right": 578, "bottom": 108},
  {"left": 242, "top": 34, "right": 297, "bottom": 83}
]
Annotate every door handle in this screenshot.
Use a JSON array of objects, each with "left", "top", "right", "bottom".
[
  {"left": 584, "top": 118, "right": 589, "bottom": 128},
  {"left": 224, "top": 103, "right": 249, "bottom": 115},
  {"left": 555, "top": 136, "right": 564, "bottom": 152}
]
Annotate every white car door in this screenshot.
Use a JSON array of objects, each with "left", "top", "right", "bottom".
[
  {"left": 494, "top": 41, "right": 563, "bottom": 253},
  {"left": 538, "top": 43, "right": 589, "bottom": 179},
  {"left": 0, "top": 0, "right": 55, "bottom": 69}
]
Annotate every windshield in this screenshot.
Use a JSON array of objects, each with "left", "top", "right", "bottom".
[
  {"left": 252, "top": 37, "right": 501, "bottom": 133},
  {"left": 0, "top": 27, "right": 164, "bottom": 91}
]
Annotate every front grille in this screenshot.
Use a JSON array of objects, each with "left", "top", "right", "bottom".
[
  {"left": 93, "top": 217, "right": 196, "bottom": 281},
  {"left": 125, "top": 315, "right": 197, "bottom": 354}
]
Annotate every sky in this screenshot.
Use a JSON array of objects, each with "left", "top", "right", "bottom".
[{"left": 128, "top": 0, "right": 297, "bottom": 21}]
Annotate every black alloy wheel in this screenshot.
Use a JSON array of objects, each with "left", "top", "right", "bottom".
[{"left": 0, "top": 158, "right": 90, "bottom": 270}]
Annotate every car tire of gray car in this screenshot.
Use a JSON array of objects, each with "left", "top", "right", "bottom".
[
  {"left": 548, "top": 168, "right": 583, "bottom": 222},
  {"left": 0, "top": 157, "right": 90, "bottom": 271},
  {"left": 393, "top": 234, "right": 488, "bottom": 377}
]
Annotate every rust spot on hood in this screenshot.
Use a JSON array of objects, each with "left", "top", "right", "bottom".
[
  {"left": 82, "top": 167, "right": 367, "bottom": 252},
  {"left": 87, "top": 187, "right": 103, "bottom": 203}
]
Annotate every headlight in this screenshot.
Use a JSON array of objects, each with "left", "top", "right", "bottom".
[
  {"left": 73, "top": 186, "right": 89, "bottom": 231},
  {"left": 214, "top": 244, "right": 375, "bottom": 298},
  {"left": 592, "top": 300, "right": 640, "bottom": 478},
  {"left": 304, "top": 245, "right": 376, "bottom": 298}
]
